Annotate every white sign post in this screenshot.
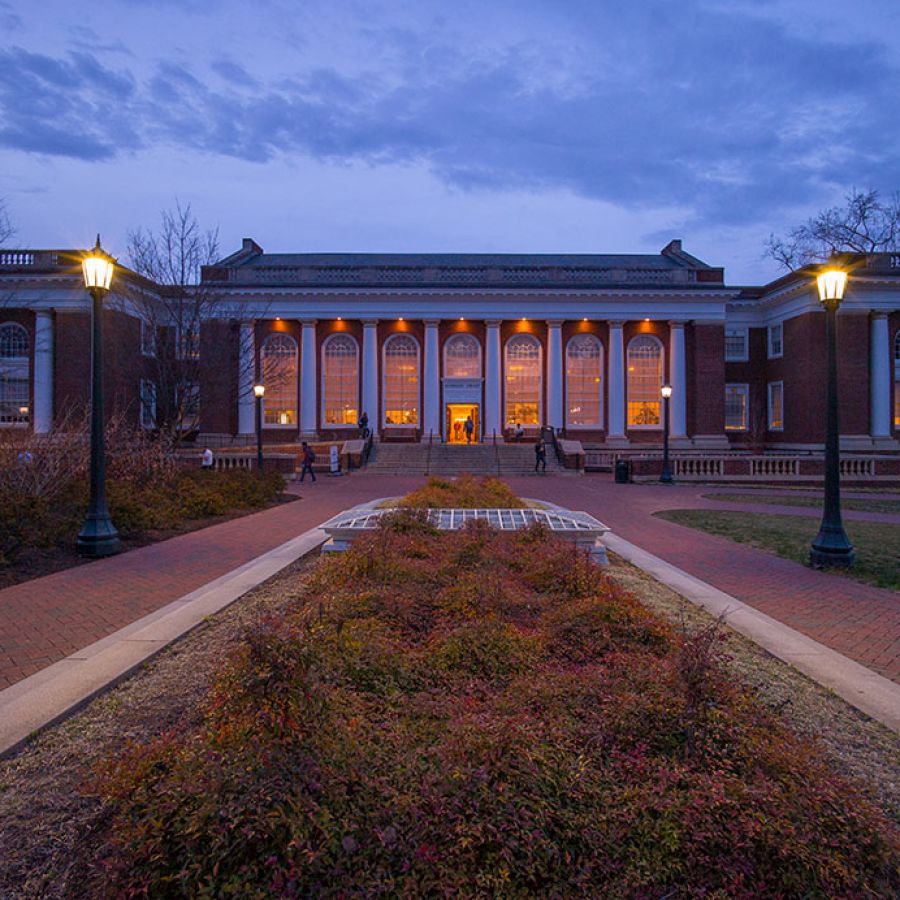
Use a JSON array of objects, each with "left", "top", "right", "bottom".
[{"left": 330, "top": 444, "right": 340, "bottom": 475}]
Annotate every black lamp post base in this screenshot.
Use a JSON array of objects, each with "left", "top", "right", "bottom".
[
  {"left": 77, "top": 515, "right": 122, "bottom": 558},
  {"left": 660, "top": 471, "right": 673, "bottom": 484},
  {"left": 809, "top": 530, "right": 855, "bottom": 569}
]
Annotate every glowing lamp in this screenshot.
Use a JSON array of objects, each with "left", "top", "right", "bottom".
[
  {"left": 817, "top": 268, "right": 847, "bottom": 304},
  {"left": 253, "top": 383, "right": 265, "bottom": 399},
  {"left": 81, "top": 235, "right": 115, "bottom": 292},
  {"left": 661, "top": 384, "right": 673, "bottom": 400}
]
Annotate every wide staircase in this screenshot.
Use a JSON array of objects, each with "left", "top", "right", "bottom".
[{"left": 364, "top": 441, "right": 562, "bottom": 476}]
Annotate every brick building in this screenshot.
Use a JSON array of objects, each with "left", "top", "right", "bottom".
[{"left": 2, "top": 241, "right": 899, "bottom": 453}]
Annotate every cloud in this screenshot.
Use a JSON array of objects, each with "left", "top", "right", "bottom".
[{"left": 1, "top": 0, "right": 898, "bottom": 229}]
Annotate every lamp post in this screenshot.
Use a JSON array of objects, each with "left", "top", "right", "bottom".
[
  {"left": 253, "top": 383, "right": 265, "bottom": 471},
  {"left": 76, "top": 236, "right": 122, "bottom": 558},
  {"left": 660, "top": 383, "right": 673, "bottom": 484},
  {"left": 809, "top": 264, "right": 855, "bottom": 568}
]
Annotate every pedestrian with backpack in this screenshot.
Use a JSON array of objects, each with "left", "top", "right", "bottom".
[{"left": 300, "top": 441, "right": 317, "bottom": 482}]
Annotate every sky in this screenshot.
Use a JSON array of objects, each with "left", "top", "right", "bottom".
[{"left": 1, "top": 0, "right": 898, "bottom": 284}]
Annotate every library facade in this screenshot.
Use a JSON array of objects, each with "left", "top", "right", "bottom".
[{"left": 2, "top": 238, "right": 900, "bottom": 452}]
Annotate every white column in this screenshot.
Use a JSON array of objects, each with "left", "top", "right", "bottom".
[
  {"left": 300, "top": 320, "right": 317, "bottom": 436},
  {"left": 547, "top": 320, "right": 563, "bottom": 430},
  {"left": 238, "top": 320, "right": 255, "bottom": 435},
  {"left": 362, "top": 320, "right": 379, "bottom": 432},
  {"left": 484, "top": 321, "right": 502, "bottom": 439},
  {"left": 871, "top": 313, "right": 891, "bottom": 438},
  {"left": 669, "top": 321, "right": 687, "bottom": 438},
  {"left": 608, "top": 321, "right": 625, "bottom": 439},
  {"left": 423, "top": 320, "right": 440, "bottom": 439},
  {"left": 33, "top": 310, "right": 54, "bottom": 433}
]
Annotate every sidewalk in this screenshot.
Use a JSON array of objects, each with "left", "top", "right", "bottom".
[
  {"left": 0, "top": 475, "right": 424, "bottom": 689},
  {"left": 505, "top": 475, "right": 900, "bottom": 685}
]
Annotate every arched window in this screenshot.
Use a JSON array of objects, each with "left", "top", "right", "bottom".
[
  {"left": 322, "top": 334, "right": 359, "bottom": 427},
  {"left": 505, "top": 334, "right": 541, "bottom": 426},
  {"left": 894, "top": 331, "right": 900, "bottom": 429},
  {"left": 260, "top": 334, "right": 298, "bottom": 426},
  {"left": 383, "top": 334, "right": 419, "bottom": 426},
  {"left": 566, "top": 334, "right": 603, "bottom": 427},
  {"left": 627, "top": 335, "right": 663, "bottom": 428},
  {"left": 0, "top": 322, "right": 30, "bottom": 425},
  {"left": 444, "top": 333, "right": 481, "bottom": 378}
]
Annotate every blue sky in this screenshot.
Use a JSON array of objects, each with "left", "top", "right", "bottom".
[{"left": 1, "top": 0, "right": 898, "bottom": 283}]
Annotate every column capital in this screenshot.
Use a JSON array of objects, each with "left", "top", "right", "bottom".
[
  {"left": 871, "top": 310, "right": 889, "bottom": 320},
  {"left": 668, "top": 320, "right": 688, "bottom": 328},
  {"left": 608, "top": 320, "right": 626, "bottom": 329},
  {"left": 362, "top": 318, "right": 379, "bottom": 327},
  {"left": 423, "top": 318, "right": 441, "bottom": 327},
  {"left": 485, "top": 319, "right": 502, "bottom": 328},
  {"left": 546, "top": 319, "right": 564, "bottom": 328},
  {"left": 300, "top": 318, "right": 317, "bottom": 327}
]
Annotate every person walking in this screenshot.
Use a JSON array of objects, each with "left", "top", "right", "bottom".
[
  {"left": 464, "top": 414, "right": 474, "bottom": 444},
  {"left": 200, "top": 447, "right": 214, "bottom": 470},
  {"left": 299, "top": 441, "right": 317, "bottom": 482},
  {"left": 534, "top": 437, "right": 546, "bottom": 474},
  {"left": 358, "top": 411, "right": 369, "bottom": 439}
]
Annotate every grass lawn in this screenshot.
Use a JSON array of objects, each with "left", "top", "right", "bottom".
[
  {"left": 703, "top": 492, "right": 900, "bottom": 515},
  {"left": 656, "top": 509, "right": 900, "bottom": 591}
]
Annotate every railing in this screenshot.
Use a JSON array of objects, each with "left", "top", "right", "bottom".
[
  {"left": 425, "top": 429, "right": 434, "bottom": 475},
  {"left": 614, "top": 453, "right": 896, "bottom": 483},
  {"left": 493, "top": 429, "right": 501, "bottom": 476},
  {"left": 0, "top": 250, "right": 60, "bottom": 268},
  {"left": 674, "top": 457, "right": 724, "bottom": 478}
]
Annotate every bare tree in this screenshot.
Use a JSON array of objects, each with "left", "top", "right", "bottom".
[
  {"left": 123, "top": 201, "right": 220, "bottom": 442},
  {"left": 766, "top": 188, "right": 900, "bottom": 270},
  {"left": 0, "top": 197, "right": 13, "bottom": 246}
]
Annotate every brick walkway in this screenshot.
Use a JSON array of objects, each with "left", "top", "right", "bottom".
[
  {"left": 1, "top": 471, "right": 898, "bottom": 692},
  {"left": 504, "top": 476, "right": 900, "bottom": 684},
  {"left": 0, "top": 475, "right": 424, "bottom": 689}
]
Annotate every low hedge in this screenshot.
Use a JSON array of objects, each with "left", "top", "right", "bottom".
[
  {"left": 0, "top": 469, "right": 285, "bottom": 564},
  {"left": 88, "top": 484, "right": 899, "bottom": 897},
  {"left": 400, "top": 474, "right": 525, "bottom": 509}
]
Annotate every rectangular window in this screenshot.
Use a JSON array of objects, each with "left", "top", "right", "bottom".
[
  {"left": 141, "top": 320, "right": 156, "bottom": 357},
  {"left": 177, "top": 323, "right": 200, "bottom": 360},
  {"left": 0, "top": 373, "right": 29, "bottom": 425},
  {"left": 768, "top": 322, "right": 783, "bottom": 359},
  {"left": 767, "top": 381, "right": 784, "bottom": 431},
  {"left": 176, "top": 381, "right": 200, "bottom": 429},
  {"left": 724, "top": 328, "right": 748, "bottom": 362},
  {"left": 140, "top": 380, "right": 157, "bottom": 429},
  {"left": 724, "top": 384, "right": 749, "bottom": 431}
]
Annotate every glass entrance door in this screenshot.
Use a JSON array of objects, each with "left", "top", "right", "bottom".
[{"left": 446, "top": 404, "right": 479, "bottom": 443}]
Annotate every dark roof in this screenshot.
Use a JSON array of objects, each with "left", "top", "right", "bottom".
[{"left": 203, "top": 239, "right": 726, "bottom": 289}]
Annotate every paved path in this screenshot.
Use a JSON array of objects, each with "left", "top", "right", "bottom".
[
  {"left": 1, "top": 470, "right": 898, "bottom": 692},
  {"left": 0, "top": 475, "right": 425, "bottom": 689},
  {"left": 504, "top": 476, "right": 900, "bottom": 684}
]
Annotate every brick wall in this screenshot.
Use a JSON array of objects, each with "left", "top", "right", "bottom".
[{"left": 689, "top": 323, "right": 725, "bottom": 435}]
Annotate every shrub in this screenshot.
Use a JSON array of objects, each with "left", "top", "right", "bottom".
[
  {"left": 88, "top": 489, "right": 900, "bottom": 897},
  {"left": 401, "top": 474, "right": 525, "bottom": 509}
]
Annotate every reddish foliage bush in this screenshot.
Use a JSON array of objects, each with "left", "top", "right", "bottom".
[
  {"left": 89, "top": 488, "right": 900, "bottom": 897},
  {"left": 400, "top": 474, "right": 525, "bottom": 509}
]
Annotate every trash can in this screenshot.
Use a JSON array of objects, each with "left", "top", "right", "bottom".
[{"left": 614, "top": 458, "right": 631, "bottom": 484}]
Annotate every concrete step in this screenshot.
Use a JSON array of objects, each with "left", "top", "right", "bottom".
[{"left": 364, "top": 442, "right": 568, "bottom": 476}]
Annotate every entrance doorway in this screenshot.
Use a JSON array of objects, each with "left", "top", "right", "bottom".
[{"left": 446, "top": 404, "right": 479, "bottom": 443}]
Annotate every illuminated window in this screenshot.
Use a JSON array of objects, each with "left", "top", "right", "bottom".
[
  {"left": 444, "top": 333, "right": 481, "bottom": 378},
  {"left": 505, "top": 334, "right": 541, "bottom": 426},
  {"left": 725, "top": 384, "right": 749, "bottom": 431},
  {"left": 893, "top": 331, "right": 900, "bottom": 428},
  {"left": 383, "top": 334, "right": 419, "bottom": 426},
  {"left": 0, "top": 322, "right": 29, "bottom": 425},
  {"left": 768, "top": 381, "right": 784, "bottom": 431},
  {"left": 261, "top": 333, "right": 298, "bottom": 426},
  {"left": 566, "top": 334, "right": 602, "bottom": 427},
  {"left": 322, "top": 334, "right": 358, "bottom": 426},
  {"left": 626, "top": 335, "right": 663, "bottom": 428}
]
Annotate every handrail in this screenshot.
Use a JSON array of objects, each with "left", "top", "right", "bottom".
[
  {"left": 493, "top": 428, "right": 501, "bottom": 476},
  {"left": 425, "top": 428, "right": 434, "bottom": 475}
]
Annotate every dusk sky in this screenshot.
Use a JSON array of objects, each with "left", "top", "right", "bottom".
[{"left": 1, "top": 0, "right": 898, "bottom": 284}]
